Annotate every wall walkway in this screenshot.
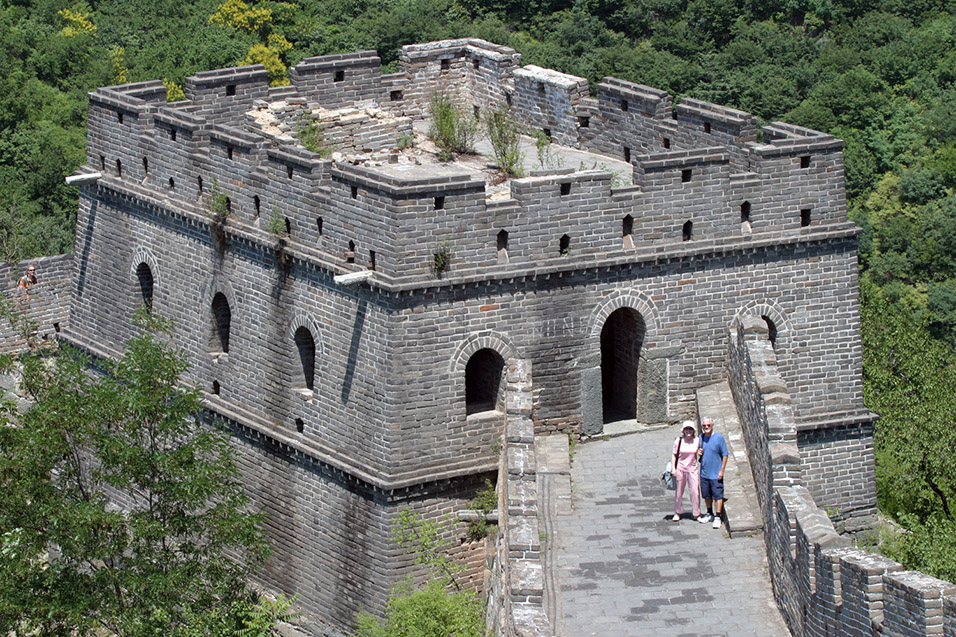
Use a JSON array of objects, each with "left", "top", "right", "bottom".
[{"left": 544, "top": 425, "right": 789, "bottom": 636}]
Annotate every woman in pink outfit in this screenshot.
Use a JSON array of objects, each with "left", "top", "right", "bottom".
[{"left": 671, "top": 421, "right": 702, "bottom": 521}]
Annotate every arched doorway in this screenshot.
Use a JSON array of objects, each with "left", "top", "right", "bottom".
[
  {"left": 600, "top": 308, "right": 646, "bottom": 423},
  {"left": 210, "top": 292, "right": 231, "bottom": 354}
]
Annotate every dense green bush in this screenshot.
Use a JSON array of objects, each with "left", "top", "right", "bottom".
[{"left": 353, "top": 579, "right": 484, "bottom": 637}]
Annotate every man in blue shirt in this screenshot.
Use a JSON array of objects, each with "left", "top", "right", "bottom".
[{"left": 698, "top": 416, "right": 729, "bottom": 529}]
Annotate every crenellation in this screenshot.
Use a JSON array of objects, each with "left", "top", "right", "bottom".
[
  {"left": 184, "top": 64, "right": 270, "bottom": 125},
  {"left": 106, "top": 79, "right": 168, "bottom": 103},
  {"left": 289, "top": 50, "right": 383, "bottom": 109},
  {"left": 587, "top": 78, "right": 674, "bottom": 158},
  {"left": 674, "top": 97, "right": 759, "bottom": 158},
  {"left": 398, "top": 39, "right": 519, "bottom": 117},
  {"left": 725, "top": 313, "right": 956, "bottom": 636},
  {"left": 511, "top": 65, "right": 589, "bottom": 146},
  {"left": 78, "top": 39, "right": 860, "bottom": 290}
]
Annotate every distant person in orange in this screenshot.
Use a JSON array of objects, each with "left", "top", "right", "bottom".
[{"left": 18, "top": 264, "right": 37, "bottom": 299}]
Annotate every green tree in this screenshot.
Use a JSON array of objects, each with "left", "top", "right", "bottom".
[
  {"left": 861, "top": 281, "right": 956, "bottom": 522},
  {"left": 0, "top": 308, "right": 282, "bottom": 636}
]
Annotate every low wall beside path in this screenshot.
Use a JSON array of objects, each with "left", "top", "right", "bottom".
[{"left": 728, "top": 315, "right": 956, "bottom": 636}]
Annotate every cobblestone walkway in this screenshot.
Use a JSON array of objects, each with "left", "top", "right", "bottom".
[{"left": 551, "top": 426, "right": 790, "bottom": 637}]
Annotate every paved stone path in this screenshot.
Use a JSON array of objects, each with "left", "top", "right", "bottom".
[{"left": 551, "top": 426, "right": 790, "bottom": 637}]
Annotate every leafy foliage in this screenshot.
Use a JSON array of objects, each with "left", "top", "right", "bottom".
[
  {"left": 427, "top": 92, "right": 478, "bottom": 161},
  {"left": 862, "top": 279, "right": 956, "bottom": 522},
  {"left": 209, "top": 0, "right": 296, "bottom": 85},
  {"left": 465, "top": 479, "right": 498, "bottom": 541},
  {"left": 881, "top": 515, "right": 956, "bottom": 583},
  {"left": 265, "top": 208, "right": 286, "bottom": 236},
  {"left": 484, "top": 103, "right": 524, "bottom": 177},
  {"left": 206, "top": 178, "right": 230, "bottom": 221},
  {"left": 534, "top": 129, "right": 561, "bottom": 170},
  {"left": 353, "top": 579, "right": 484, "bottom": 637},
  {"left": 0, "top": 310, "right": 278, "bottom": 635},
  {"left": 431, "top": 238, "right": 450, "bottom": 275},
  {"left": 296, "top": 117, "right": 330, "bottom": 157},
  {"left": 353, "top": 509, "right": 483, "bottom": 637}
]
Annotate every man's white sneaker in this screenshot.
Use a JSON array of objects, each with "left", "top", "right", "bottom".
[
  {"left": 712, "top": 516, "right": 722, "bottom": 529},
  {"left": 698, "top": 514, "right": 713, "bottom": 524},
  {"left": 672, "top": 514, "right": 681, "bottom": 521}
]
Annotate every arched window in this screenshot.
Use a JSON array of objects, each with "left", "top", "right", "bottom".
[
  {"left": 210, "top": 293, "right": 231, "bottom": 354},
  {"left": 136, "top": 262, "right": 153, "bottom": 312},
  {"left": 682, "top": 221, "right": 693, "bottom": 241},
  {"left": 465, "top": 348, "right": 505, "bottom": 415},
  {"left": 762, "top": 315, "right": 778, "bottom": 350},
  {"left": 497, "top": 230, "right": 509, "bottom": 263},
  {"left": 294, "top": 326, "right": 316, "bottom": 392},
  {"left": 622, "top": 215, "right": 634, "bottom": 248}
]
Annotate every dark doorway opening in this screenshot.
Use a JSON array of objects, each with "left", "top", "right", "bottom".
[
  {"left": 600, "top": 308, "right": 645, "bottom": 423},
  {"left": 210, "top": 292, "right": 231, "bottom": 353},
  {"left": 465, "top": 348, "right": 505, "bottom": 415},
  {"left": 294, "top": 326, "right": 316, "bottom": 391}
]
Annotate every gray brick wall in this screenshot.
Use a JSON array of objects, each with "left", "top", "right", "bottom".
[{"left": 0, "top": 254, "right": 72, "bottom": 354}]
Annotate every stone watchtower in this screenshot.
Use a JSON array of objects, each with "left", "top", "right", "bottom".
[{"left": 65, "top": 38, "right": 876, "bottom": 630}]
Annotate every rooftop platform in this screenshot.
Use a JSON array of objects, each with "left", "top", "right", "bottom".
[{"left": 246, "top": 99, "right": 634, "bottom": 200}]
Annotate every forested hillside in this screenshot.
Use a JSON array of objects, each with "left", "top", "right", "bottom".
[{"left": 4, "top": 0, "right": 956, "bottom": 575}]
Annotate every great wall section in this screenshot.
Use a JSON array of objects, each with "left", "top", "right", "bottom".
[{"left": 3, "top": 37, "right": 955, "bottom": 635}]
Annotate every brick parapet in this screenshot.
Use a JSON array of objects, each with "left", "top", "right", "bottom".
[
  {"left": 727, "top": 315, "right": 956, "bottom": 636},
  {"left": 486, "top": 358, "right": 552, "bottom": 636},
  {"left": 184, "top": 65, "right": 270, "bottom": 126},
  {"left": 511, "top": 65, "right": 589, "bottom": 146},
  {"left": 290, "top": 50, "right": 384, "bottom": 109},
  {"left": 398, "top": 39, "right": 519, "bottom": 118}
]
